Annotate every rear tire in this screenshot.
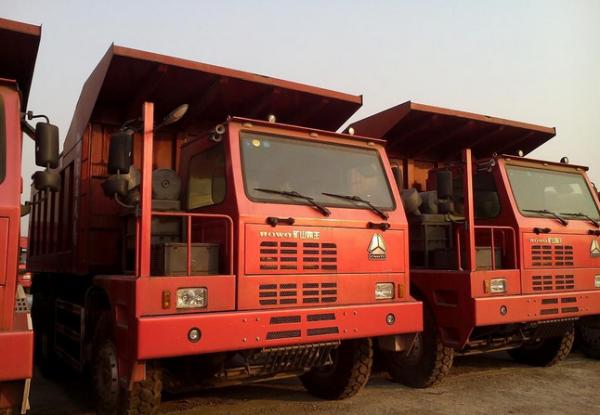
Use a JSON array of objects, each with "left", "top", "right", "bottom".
[
  {"left": 576, "top": 316, "right": 600, "bottom": 359},
  {"left": 386, "top": 307, "right": 453, "bottom": 388},
  {"left": 508, "top": 327, "right": 574, "bottom": 367},
  {"left": 301, "top": 338, "right": 372, "bottom": 400}
]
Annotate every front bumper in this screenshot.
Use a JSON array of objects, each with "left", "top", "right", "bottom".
[
  {"left": 474, "top": 290, "right": 600, "bottom": 326},
  {"left": 138, "top": 301, "right": 422, "bottom": 359},
  {"left": 0, "top": 329, "right": 33, "bottom": 382}
]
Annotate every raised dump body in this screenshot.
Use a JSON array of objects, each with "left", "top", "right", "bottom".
[
  {"left": 0, "top": 17, "right": 40, "bottom": 414},
  {"left": 350, "top": 101, "right": 600, "bottom": 386},
  {"left": 28, "top": 46, "right": 422, "bottom": 413}
]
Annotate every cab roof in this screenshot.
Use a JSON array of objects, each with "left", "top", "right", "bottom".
[
  {"left": 0, "top": 17, "right": 41, "bottom": 107},
  {"left": 64, "top": 45, "right": 362, "bottom": 152},
  {"left": 349, "top": 101, "right": 556, "bottom": 160}
]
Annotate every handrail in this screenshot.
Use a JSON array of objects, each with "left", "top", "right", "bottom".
[
  {"left": 151, "top": 211, "right": 235, "bottom": 276},
  {"left": 456, "top": 225, "right": 517, "bottom": 271}
]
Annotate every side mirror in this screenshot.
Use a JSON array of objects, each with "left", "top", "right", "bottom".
[
  {"left": 108, "top": 132, "right": 132, "bottom": 174},
  {"left": 35, "top": 122, "right": 59, "bottom": 168},
  {"left": 32, "top": 171, "right": 60, "bottom": 192},
  {"left": 437, "top": 170, "right": 453, "bottom": 199}
]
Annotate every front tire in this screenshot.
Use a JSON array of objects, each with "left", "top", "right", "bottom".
[
  {"left": 508, "top": 327, "right": 574, "bottom": 367},
  {"left": 92, "top": 331, "right": 162, "bottom": 415},
  {"left": 386, "top": 307, "right": 453, "bottom": 388},
  {"left": 301, "top": 338, "right": 372, "bottom": 400},
  {"left": 576, "top": 316, "right": 600, "bottom": 359}
]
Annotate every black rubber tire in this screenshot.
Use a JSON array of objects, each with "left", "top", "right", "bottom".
[
  {"left": 119, "top": 363, "right": 162, "bottom": 415},
  {"left": 300, "top": 338, "right": 372, "bottom": 400},
  {"left": 576, "top": 316, "right": 600, "bottom": 359},
  {"left": 386, "top": 307, "right": 453, "bottom": 388},
  {"left": 509, "top": 328, "right": 575, "bottom": 367},
  {"left": 93, "top": 339, "right": 120, "bottom": 415},
  {"left": 92, "top": 315, "right": 162, "bottom": 415}
]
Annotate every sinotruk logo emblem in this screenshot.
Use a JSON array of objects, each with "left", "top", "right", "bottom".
[
  {"left": 591, "top": 239, "right": 600, "bottom": 257},
  {"left": 368, "top": 234, "right": 387, "bottom": 260}
]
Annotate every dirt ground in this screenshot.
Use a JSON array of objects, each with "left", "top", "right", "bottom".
[{"left": 30, "top": 351, "right": 600, "bottom": 415}]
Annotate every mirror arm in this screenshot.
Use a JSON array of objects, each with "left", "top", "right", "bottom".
[
  {"left": 114, "top": 193, "right": 136, "bottom": 209},
  {"left": 20, "top": 116, "right": 36, "bottom": 140}
]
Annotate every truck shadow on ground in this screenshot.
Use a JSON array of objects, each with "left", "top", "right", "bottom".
[{"left": 30, "top": 351, "right": 538, "bottom": 414}]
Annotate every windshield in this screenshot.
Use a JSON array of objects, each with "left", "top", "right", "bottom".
[
  {"left": 506, "top": 165, "right": 600, "bottom": 220},
  {"left": 240, "top": 132, "right": 395, "bottom": 211}
]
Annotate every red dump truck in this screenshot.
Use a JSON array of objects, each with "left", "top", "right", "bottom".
[
  {"left": 350, "top": 101, "right": 600, "bottom": 386},
  {"left": 28, "top": 46, "right": 422, "bottom": 414},
  {"left": 0, "top": 17, "right": 60, "bottom": 414}
]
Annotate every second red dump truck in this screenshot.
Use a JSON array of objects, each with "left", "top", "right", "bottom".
[
  {"left": 28, "top": 46, "right": 422, "bottom": 414},
  {"left": 350, "top": 102, "right": 600, "bottom": 386}
]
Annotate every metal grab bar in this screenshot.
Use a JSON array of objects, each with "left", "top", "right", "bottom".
[{"left": 455, "top": 225, "right": 517, "bottom": 271}]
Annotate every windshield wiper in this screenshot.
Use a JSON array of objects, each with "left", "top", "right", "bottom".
[
  {"left": 254, "top": 188, "right": 331, "bottom": 216},
  {"left": 560, "top": 212, "right": 600, "bottom": 228},
  {"left": 322, "top": 192, "right": 388, "bottom": 220},
  {"left": 523, "top": 209, "right": 568, "bottom": 226}
]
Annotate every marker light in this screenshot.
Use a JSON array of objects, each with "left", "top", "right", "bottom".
[
  {"left": 484, "top": 278, "right": 507, "bottom": 294},
  {"left": 595, "top": 275, "right": 600, "bottom": 288},
  {"left": 188, "top": 327, "right": 201, "bottom": 343},
  {"left": 375, "top": 283, "right": 395, "bottom": 300},
  {"left": 177, "top": 288, "right": 208, "bottom": 309}
]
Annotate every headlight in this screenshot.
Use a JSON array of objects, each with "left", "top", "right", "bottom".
[
  {"left": 21, "top": 273, "right": 31, "bottom": 280},
  {"left": 595, "top": 275, "right": 600, "bottom": 288},
  {"left": 484, "top": 278, "right": 507, "bottom": 294},
  {"left": 375, "top": 283, "right": 394, "bottom": 300},
  {"left": 177, "top": 288, "right": 207, "bottom": 309}
]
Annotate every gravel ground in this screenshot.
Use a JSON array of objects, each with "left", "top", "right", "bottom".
[{"left": 30, "top": 352, "right": 600, "bottom": 415}]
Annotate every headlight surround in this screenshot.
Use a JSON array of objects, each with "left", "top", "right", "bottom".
[
  {"left": 595, "top": 275, "right": 600, "bottom": 288},
  {"left": 485, "top": 278, "right": 507, "bottom": 294},
  {"left": 375, "top": 282, "right": 394, "bottom": 300},
  {"left": 177, "top": 288, "right": 208, "bottom": 309}
]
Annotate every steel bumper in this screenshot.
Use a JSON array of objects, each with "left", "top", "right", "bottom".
[
  {"left": 474, "top": 290, "right": 600, "bottom": 326},
  {"left": 0, "top": 329, "right": 33, "bottom": 382},
  {"left": 137, "top": 301, "right": 422, "bottom": 359}
]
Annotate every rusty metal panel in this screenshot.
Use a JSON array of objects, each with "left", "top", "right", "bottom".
[{"left": 350, "top": 101, "right": 556, "bottom": 161}]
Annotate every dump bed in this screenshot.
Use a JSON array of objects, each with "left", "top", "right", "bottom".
[
  {"left": 63, "top": 45, "right": 362, "bottom": 153},
  {"left": 349, "top": 101, "right": 555, "bottom": 161},
  {"left": 29, "top": 44, "right": 363, "bottom": 275},
  {"left": 0, "top": 17, "right": 41, "bottom": 106}
]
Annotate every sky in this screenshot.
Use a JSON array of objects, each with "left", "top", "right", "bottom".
[{"left": 1, "top": 0, "right": 599, "bottom": 231}]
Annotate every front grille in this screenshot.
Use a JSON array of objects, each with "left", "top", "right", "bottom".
[
  {"left": 259, "top": 282, "right": 337, "bottom": 306},
  {"left": 264, "top": 313, "right": 339, "bottom": 342},
  {"left": 531, "top": 245, "right": 574, "bottom": 267},
  {"left": 532, "top": 274, "right": 575, "bottom": 291},
  {"left": 539, "top": 297, "right": 579, "bottom": 316},
  {"left": 259, "top": 241, "right": 337, "bottom": 272}
]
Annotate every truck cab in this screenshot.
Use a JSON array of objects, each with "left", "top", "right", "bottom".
[{"left": 350, "top": 101, "right": 600, "bottom": 387}]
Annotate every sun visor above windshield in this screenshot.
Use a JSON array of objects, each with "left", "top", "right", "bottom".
[
  {"left": 63, "top": 45, "right": 362, "bottom": 153},
  {"left": 349, "top": 101, "right": 556, "bottom": 160}
]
